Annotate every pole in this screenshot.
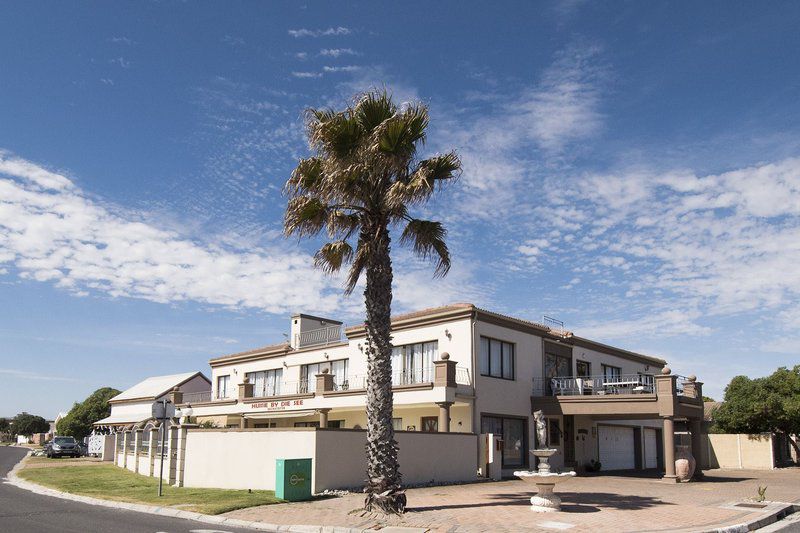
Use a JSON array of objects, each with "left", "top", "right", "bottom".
[{"left": 157, "top": 399, "right": 169, "bottom": 497}]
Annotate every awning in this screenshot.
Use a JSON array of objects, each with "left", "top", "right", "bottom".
[
  {"left": 243, "top": 410, "right": 317, "bottom": 420},
  {"left": 94, "top": 412, "right": 152, "bottom": 426}
]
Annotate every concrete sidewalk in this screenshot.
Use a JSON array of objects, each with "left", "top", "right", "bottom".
[{"left": 227, "top": 469, "right": 800, "bottom": 532}]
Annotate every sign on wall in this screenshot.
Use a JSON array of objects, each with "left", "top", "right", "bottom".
[{"left": 250, "top": 399, "right": 304, "bottom": 411}]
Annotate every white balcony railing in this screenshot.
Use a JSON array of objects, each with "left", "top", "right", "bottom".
[
  {"left": 533, "top": 374, "right": 656, "bottom": 396},
  {"left": 296, "top": 324, "right": 342, "bottom": 348}
]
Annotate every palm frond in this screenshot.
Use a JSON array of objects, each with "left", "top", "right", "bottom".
[
  {"left": 311, "top": 111, "right": 363, "bottom": 159},
  {"left": 314, "top": 241, "right": 354, "bottom": 274},
  {"left": 400, "top": 219, "right": 451, "bottom": 277},
  {"left": 372, "top": 103, "right": 428, "bottom": 160},
  {"left": 344, "top": 236, "right": 371, "bottom": 294},
  {"left": 355, "top": 90, "right": 397, "bottom": 135},
  {"left": 285, "top": 157, "right": 323, "bottom": 194},
  {"left": 327, "top": 209, "right": 361, "bottom": 239},
  {"left": 284, "top": 196, "right": 329, "bottom": 237},
  {"left": 417, "top": 151, "right": 461, "bottom": 182}
]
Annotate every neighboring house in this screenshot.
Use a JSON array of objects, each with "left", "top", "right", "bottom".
[
  {"left": 49, "top": 411, "right": 68, "bottom": 437},
  {"left": 94, "top": 372, "right": 211, "bottom": 431},
  {"left": 183, "top": 304, "right": 704, "bottom": 479}
]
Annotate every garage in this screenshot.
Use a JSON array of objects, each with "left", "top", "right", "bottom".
[
  {"left": 598, "top": 425, "right": 635, "bottom": 470},
  {"left": 644, "top": 428, "right": 658, "bottom": 469}
]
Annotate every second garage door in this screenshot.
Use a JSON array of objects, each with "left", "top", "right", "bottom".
[
  {"left": 598, "top": 425, "right": 635, "bottom": 470},
  {"left": 644, "top": 428, "right": 658, "bottom": 469}
]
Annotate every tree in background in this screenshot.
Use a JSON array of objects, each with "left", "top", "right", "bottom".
[
  {"left": 11, "top": 412, "right": 49, "bottom": 437},
  {"left": 284, "top": 90, "right": 460, "bottom": 513},
  {"left": 56, "top": 387, "right": 120, "bottom": 440},
  {"left": 714, "top": 365, "right": 800, "bottom": 456}
]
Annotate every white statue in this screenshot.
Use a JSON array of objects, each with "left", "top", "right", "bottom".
[{"left": 533, "top": 410, "right": 547, "bottom": 449}]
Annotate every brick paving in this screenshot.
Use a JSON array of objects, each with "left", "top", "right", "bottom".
[{"left": 226, "top": 468, "right": 800, "bottom": 532}]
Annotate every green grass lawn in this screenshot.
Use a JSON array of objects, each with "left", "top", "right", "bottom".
[{"left": 18, "top": 462, "right": 282, "bottom": 515}]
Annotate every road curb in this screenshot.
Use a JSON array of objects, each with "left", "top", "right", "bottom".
[
  {"left": 4, "top": 451, "right": 389, "bottom": 533},
  {"left": 703, "top": 502, "right": 799, "bottom": 533}
]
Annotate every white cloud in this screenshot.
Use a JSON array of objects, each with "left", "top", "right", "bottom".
[
  {"left": 537, "top": 157, "right": 800, "bottom": 333},
  {"left": 319, "top": 48, "right": 359, "bottom": 58},
  {"left": 100, "top": 78, "right": 114, "bottom": 86},
  {"left": 288, "top": 27, "right": 351, "bottom": 38},
  {"left": 576, "top": 309, "right": 713, "bottom": 340},
  {"left": 222, "top": 35, "right": 245, "bottom": 46},
  {"left": 323, "top": 65, "right": 361, "bottom": 73},
  {"left": 0, "top": 153, "right": 482, "bottom": 319},
  {"left": 109, "top": 57, "right": 130, "bottom": 68},
  {"left": 110, "top": 36, "right": 137, "bottom": 46},
  {"left": 0, "top": 153, "right": 347, "bottom": 315},
  {"left": 292, "top": 71, "right": 322, "bottom": 79},
  {"left": 0, "top": 368, "right": 76, "bottom": 382}
]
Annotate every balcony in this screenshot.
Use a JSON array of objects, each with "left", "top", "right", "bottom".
[
  {"left": 182, "top": 391, "right": 212, "bottom": 404},
  {"left": 533, "top": 374, "right": 656, "bottom": 397},
  {"left": 251, "top": 380, "right": 312, "bottom": 398},
  {"left": 295, "top": 324, "right": 343, "bottom": 348}
]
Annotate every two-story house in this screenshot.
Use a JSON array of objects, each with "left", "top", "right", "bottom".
[{"left": 185, "top": 303, "right": 704, "bottom": 480}]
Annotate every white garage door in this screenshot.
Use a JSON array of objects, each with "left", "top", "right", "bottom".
[
  {"left": 644, "top": 428, "right": 658, "bottom": 469},
  {"left": 598, "top": 425, "right": 636, "bottom": 470}
]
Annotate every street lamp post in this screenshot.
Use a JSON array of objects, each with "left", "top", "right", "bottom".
[{"left": 152, "top": 398, "right": 171, "bottom": 497}]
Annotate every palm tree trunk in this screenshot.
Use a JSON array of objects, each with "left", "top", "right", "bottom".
[{"left": 362, "top": 221, "right": 405, "bottom": 514}]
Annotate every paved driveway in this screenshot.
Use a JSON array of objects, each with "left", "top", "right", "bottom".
[{"left": 227, "top": 469, "right": 800, "bottom": 532}]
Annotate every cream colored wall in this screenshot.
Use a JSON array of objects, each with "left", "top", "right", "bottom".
[
  {"left": 180, "top": 428, "right": 477, "bottom": 493},
  {"left": 182, "top": 429, "right": 318, "bottom": 491},
  {"left": 703, "top": 434, "right": 775, "bottom": 470},
  {"left": 208, "top": 316, "right": 474, "bottom": 408},
  {"left": 315, "top": 430, "right": 478, "bottom": 491},
  {"left": 473, "top": 320, "right": 544, "bottom": 469}
]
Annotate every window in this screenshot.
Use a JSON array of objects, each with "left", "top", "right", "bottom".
[
  {"left": 300, "top": 359, "right": 349, "bottom": 392},
  {"left": 253, "top": 422, "right": 277, "bottom": 428},
  {"left": 216, "top": 375, "right": 230, "bottom": 399},
  {"left": 479, "top": 337, "right": 514, "bottom": 379},
  {"left": 576, "top": 360, "right": 591, "bottom": 378},
  {"left": 548, "top": 418, "right": 561, "bottom": 446},
  {"left": 481, "top": 415, "right": 526, "bottom": 467},
  {"left": 421, "top": 416, "right": 438, "bottom": 432},
  {"left": 391, "top": 341, "right": 437, "bottom": 384},
  {"left": 294, "top": 421, "right": 320, "bottom": 428},
  {"left": 602, "top": 364, "right": 621, "bottom": 380},
  {"left": 392, "top": 418, "right": 403, "bottom": 431},
  {"left": 246, "top": 368, "right": 283, "bottom": 397}
]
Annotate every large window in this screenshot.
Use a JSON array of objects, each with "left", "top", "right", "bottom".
[
  {"left": 602, "top": 364, "right": 621, "bottom": 380},
  {"left": 246, "top": 368, "right": 283, "bottom": 397},
  {"left": 479, "top": 337, "right": 515, "bottom": 379},
  {"left": 481, "top": 415, "right": 526, "bottom": 467},
  {"left": 216, "top": 375, "right": 230, "bottom": 399},
  {"left": 391, "top": 341, "right": 437, "bottom": 384},
  {"left": 301, "top": 359, "right": 349, "bottom": 392}
]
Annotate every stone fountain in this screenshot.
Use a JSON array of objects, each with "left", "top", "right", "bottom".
[{"left": 514, "top": 410, "right": 576, "bottom": 512}]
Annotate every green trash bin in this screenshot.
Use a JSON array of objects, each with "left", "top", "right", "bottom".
[{"left": 276, "top": 458, "right": 312, "bottom": 501}]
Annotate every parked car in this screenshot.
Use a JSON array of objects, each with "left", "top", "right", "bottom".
[{"left": 46, "top": 436, "right": 81, "bottom": 458}]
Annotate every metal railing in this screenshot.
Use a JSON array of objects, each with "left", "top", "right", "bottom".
[
  {"left": 346, "top": 366, "right": 436, "bottom": 390},
  {"left": 455, "top": 366, "right": 472, "bottom": 385},
  {"left": 533, "top": 374, "right": 656, "bottom": 396},
  {"left": 182, "top": 391, "right": 211, "bottom": 403},
  {"left": 296, "top": 324, "right": 342, "bottom": 348},
  {"left": 251, "top": 380, "right": 310, "bottom": 398},
  {"left": 139, "top": 434, "right": 150, "bottom": 455}
]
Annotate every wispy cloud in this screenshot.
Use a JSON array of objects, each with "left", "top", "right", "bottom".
[
  {"left": 323, "top": 65, "right": 361, "bottom": 73},
  {"left": 0, "top": 152, "right": 482, "bottom": 318},
  {"left": 100, "top": 78, "right": 114, "bottom": 86},
  {"left": 288, "top": 27, "right": 351, "bottom": 38},
  {"left": 110, "top": 36, "right": 137, "bottom": 46},
  {"left": 221, "top": 35, "right": 245, "bottom": 46},
  {"left": 292, "top": 71, "right": 322, "bottom": 78},
  {"left": 109, "top": 57, "right": 130, "bottom": 68},
  {"left": 319, "top": 48, "right": 359, "bottom": 58},
  {"left": 0, "top": 368, "right": 77, "bottom": 382}
]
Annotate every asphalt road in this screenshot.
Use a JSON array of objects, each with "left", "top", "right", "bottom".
[{"left": 0, "top": 446, "right": 258, "bottom": 533}]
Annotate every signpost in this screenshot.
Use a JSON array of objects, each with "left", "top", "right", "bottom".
[{"left": 151, "top": 399, "right": 170, "bottom": 497}]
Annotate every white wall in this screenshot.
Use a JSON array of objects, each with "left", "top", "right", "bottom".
[{"left": 180, "top": 428, "right": 477, "bottom": 493}]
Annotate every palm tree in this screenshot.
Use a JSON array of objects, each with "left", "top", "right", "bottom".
[{"left": 284, "top": 90, "right": 460, "bottom": 513}]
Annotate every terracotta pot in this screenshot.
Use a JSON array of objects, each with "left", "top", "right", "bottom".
[{"left": 675, "top": 445, "right": 696, "bottom": 482}]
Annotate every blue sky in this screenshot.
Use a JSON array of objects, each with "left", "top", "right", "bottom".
[{"left": 2, "top": 2, "right": 800, "bottom": 418}]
